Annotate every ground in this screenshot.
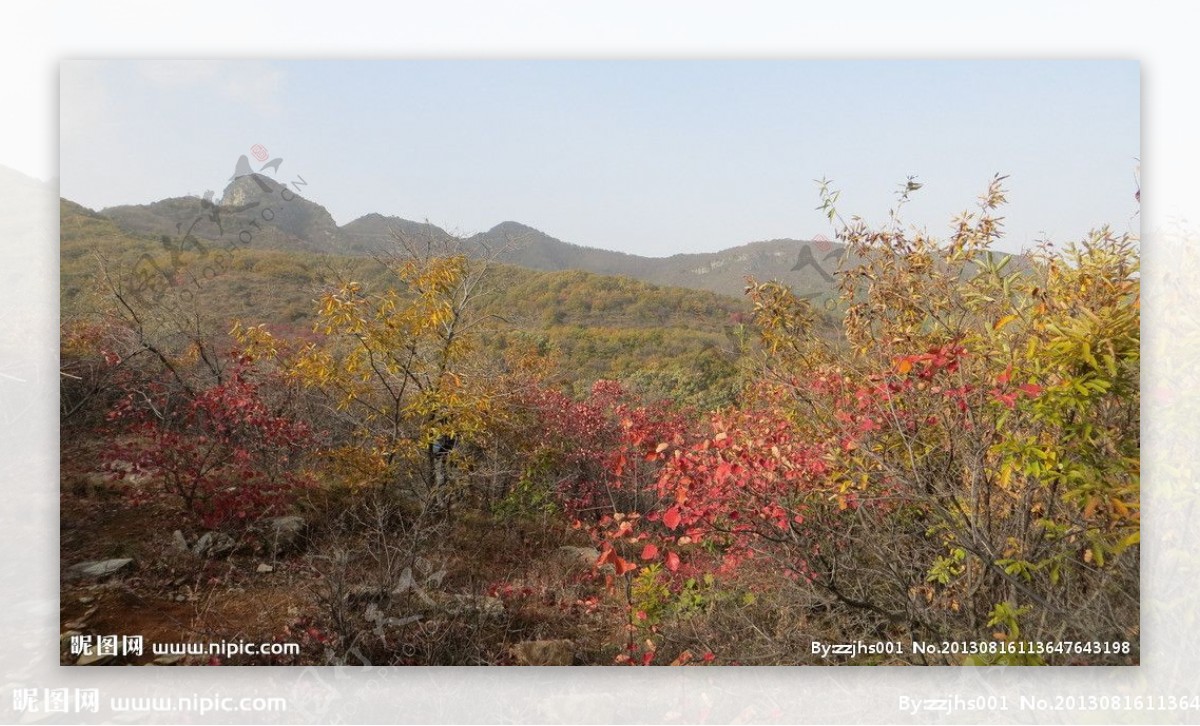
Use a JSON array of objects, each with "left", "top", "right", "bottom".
[{"left": 60, "top": 437, "right": 622, "bottom": 667}]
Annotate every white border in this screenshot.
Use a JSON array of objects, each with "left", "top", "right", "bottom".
[{"left": 2, "top": 2, "right": 1195, "bottom": 723}]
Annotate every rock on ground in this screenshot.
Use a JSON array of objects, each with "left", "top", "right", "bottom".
[
  {"left": 65, "top": 558, "right": 133, "bottom": 579},
  {"left": 263, "top": 515, "right": 307, "bottom": 555},
  {"left": 192, "top": 532, "right": 236, "bottom": 558}
]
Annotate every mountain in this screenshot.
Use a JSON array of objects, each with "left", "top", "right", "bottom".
[
  {"left": 340, "top": 213, "right": 454, "bottom": 256},
  {"left": 221, "top": 175, "right": 341, "bottom": 251},
  {"left": 101, "top": 176, "right": 341, "bottom": 255},
  {"left": 469, "top": 221, "right": 650, "bottom": 276},
  {"left": 88, "top": 180, "right": 844, "bottom": 302},
  {"left": 60, "top": 200, "right": 748, "bottom": 407},
  {"left": 469, "top": 221, "right": 844, "bottom": 300}
]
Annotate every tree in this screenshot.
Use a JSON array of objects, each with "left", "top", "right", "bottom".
[
  {"left": 242, "top": 226, "right": 506, "bottom": 508},
  {"left": 644, "top": 177, "right": 1140, "bottom": 661}
]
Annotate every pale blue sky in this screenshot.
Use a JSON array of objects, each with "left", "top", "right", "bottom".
[{"left": 60, "top": 60, "right": 1139, "bottom": 255}]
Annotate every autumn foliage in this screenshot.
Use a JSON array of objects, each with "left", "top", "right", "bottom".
[
  {"left": 509, "top": 177, "right": 1139, "bottom": 663},
  {"left": 65, "top": 177, "right": 1138, "bottom": 664},
  {"left": 103, "top": 357, "right": 314, "bottom": 529}
]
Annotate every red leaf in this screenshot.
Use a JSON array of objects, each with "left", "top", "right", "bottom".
[
  {"left": 665, "top": 551, "right": 681, "bottom": 572},
  {"left": 640, "top": 543, "right": 659, "bottom": 560},
  {"left": 613, "top": 556, "right": 638, "bottom": 576},
  {"left": 663, "top": 507, "right": 682, "bottom": 531}
]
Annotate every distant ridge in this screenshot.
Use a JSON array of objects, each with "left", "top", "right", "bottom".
[
  {"left": 85, "top": 178, "right": 845, "bottom": 301},
  {"left": 467, "top": 222, "right": 844, "bottom": 300}
]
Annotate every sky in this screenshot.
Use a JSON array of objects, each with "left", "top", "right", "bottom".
[{"left": 60, "top": 59, "right": 1140, "bottom": 256}]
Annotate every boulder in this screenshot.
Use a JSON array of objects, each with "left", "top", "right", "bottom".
[
  {"left": 66, "top": 558, "right": 133, "bottom": 579},
  {"left": 192, "top": 532, "right": 236, "bottom": 558},
  {"left": 264, "top": 515, "right": 307, "bottom": 555},
  {"left": 510, "top": 639, "right": 575, "bottom": 666}
]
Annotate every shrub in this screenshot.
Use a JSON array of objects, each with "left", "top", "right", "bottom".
[{"left": 105, "top": 356, "right": 314, "bottom": 529}]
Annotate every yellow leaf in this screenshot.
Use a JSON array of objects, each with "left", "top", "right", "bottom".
[
  {"left": 994, "top": 314, "right": 1018, "bottom": 331},
  {"left": 1110, "top": 498, "right": 1130, "bottom": 518}
]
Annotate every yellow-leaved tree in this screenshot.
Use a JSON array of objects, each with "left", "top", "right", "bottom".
[{"left": 238, "top": 228, "right": 504, "bottom": 508}]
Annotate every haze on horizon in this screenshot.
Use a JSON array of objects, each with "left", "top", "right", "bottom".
[{"left": 60, "top": 60, "right": 1139, "bottom": 256}]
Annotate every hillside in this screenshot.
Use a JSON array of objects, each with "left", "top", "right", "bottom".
[
  {"left": 466, "top": 222, "right": 845, "bottom": 301},
  {"left": 62, "top": 198, "right": 749, "bottom": 407},
  {"left": 92, "top": 180, "right": 844, "bottom": 302}
]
